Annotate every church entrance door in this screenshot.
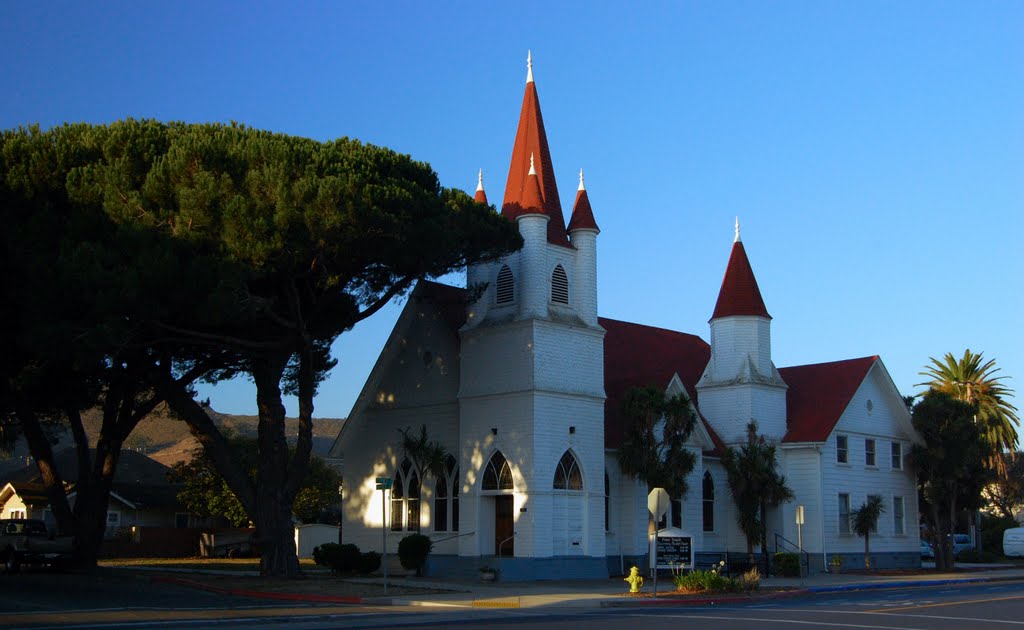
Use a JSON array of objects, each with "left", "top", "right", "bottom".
[{"left": 495, "top": 495, "right": 514, "bottom": 556}]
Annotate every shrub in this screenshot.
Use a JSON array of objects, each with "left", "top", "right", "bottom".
[
  {"left": 958, "top": 549, "right": 999, "bottom": 563},
  {"left": 312, "top": 543, "right": 363, "bottom": 574},
  {"left": 672, "top": 562, "right": 738, "bottom": 593},
  {"left": 736, "top": 567, "right": 761, "bottom": 591},
  {"left": 398, "top": 533, "right": 433, "bottom": 576},
  {"left": 359, "top": 551, "right": 382, "bottom": 574},
  {"left": 774, "top": 552, "right": 800, "bottom": 577},
  {"left": 982, "top": 513, "right": 1018, "bottom": 556}
]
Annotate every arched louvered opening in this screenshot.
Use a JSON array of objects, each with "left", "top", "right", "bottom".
[
  {"left": 551, "top": 264, "right": 569, "bottom": 304},
  {"left": 482, "top": 451, "right": 514, "bottom": 491},
  {"left": 552, "top": 451, "right": 583, "bottom": 490},
  {"left": 702, "top": 470, "right": 715, "bottom": 532},
  {"left": 495, "top": 265, "right": 514, "bottom": 304}
]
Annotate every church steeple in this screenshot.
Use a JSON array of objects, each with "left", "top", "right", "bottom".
[
  {"left": 567, "top": 168, "right": 599, "bottom": 233},
  {"left": 501, "top": 51, "right": 570, "bottom": 246},
  {"left": 474, "top": 169, "right": 488, "bottom": 205},
  {"left": 710, "top": 224, "right": 770, "bottom": 321},
  {"left": 698, "top": 223, "right": 787, "bottom": 443}
]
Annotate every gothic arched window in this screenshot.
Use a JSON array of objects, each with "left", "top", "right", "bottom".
[
  {"left": 702, "top": 470, "right": 715, "bottom": 532},
  {"left": 496, "top": 265, "right": 514, "bottom": 305},
  {"left": 482, "top": 451, "right": 514, "bottom": 491},
  {"left": 551, "top": 264, "right": 569, "bottom": 304},
  {"left": 434, "top": 455, "right": 459, "bottom": 532},
  {"left": 552, "top": 451, "right": 583, "bottom": 490},
  {"left": 390, "top": 458, "right": 421, "bottom": 532}
]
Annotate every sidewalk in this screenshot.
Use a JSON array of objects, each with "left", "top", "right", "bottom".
[{"left": 140, "top": 563, "right": 1024, "bottom": 609}]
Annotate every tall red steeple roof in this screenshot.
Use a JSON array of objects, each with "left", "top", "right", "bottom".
[
  {"left": 501, "top": 52, "right": 570, "bottom": 246},
  {"left": 567, "top": 169, "right": 599, "bottom": 233},
  {"left": 711, "top": 219, "right": 771, "bottom": 320}
]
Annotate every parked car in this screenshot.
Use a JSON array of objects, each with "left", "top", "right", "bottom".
[
  {"left": 1, "top": 518, "right": 74, "bottom": 573},
  {"left": 1003, "top": 527, "right": 1024, "bottom": 557},
  {"left": 951, "top": 533, "right": 974, "bottom": 558},
  {"left": 920, "top": 539, "right": 934, "bottom": 559}
]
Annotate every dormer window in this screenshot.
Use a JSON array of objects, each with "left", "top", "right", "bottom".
[
  {"left": 495, "top": 265, "right": 514, "bottom": 305},
  {"left": 551, "top": 264, "right": 569, "bottom": 304}
]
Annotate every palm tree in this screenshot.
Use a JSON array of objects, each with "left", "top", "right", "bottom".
[
  {"left": 398, "top": 425, "right": 449, "bottom": 481},
  {"left": 918, "top": 350, "right": 1019, "bottom": 474},
  {"left": 722, "top": 421, "right": 794, "bottom": 574},
  {"left": 851, "top": 495, "right": 885, "bottom": 569}
]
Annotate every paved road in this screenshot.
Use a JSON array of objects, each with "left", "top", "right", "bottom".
[{"left": 4, "top": 573, "right": 1024, "bottom": 629}]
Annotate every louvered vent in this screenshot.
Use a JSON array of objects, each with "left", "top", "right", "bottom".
[
  {"left": 496, "top": 265, "right": 514, "bottom": 304},
  {"left": 551, "top": 264, "right": 569, "bottom": 304}
]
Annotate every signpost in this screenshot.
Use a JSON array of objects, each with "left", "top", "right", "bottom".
[
  {"left": 648, "top": 488, "right": 670, "bottom": 597},
  {"left": 376, "top": 477, "right": 393, "bottom": 593},
  {"left": 795, "top": 505, "right": 805, "bottom": 578}
]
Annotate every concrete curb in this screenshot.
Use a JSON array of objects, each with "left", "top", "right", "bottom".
[
  {"left": 150, "top": 575, "right": 365, "bottom": 604},
  {"left": 147, "top": 570, "right": 1024, "bottom": 609}
]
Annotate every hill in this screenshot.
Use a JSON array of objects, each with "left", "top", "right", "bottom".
[{"left": 0, "top": 405, "right": 344, "bottom": 474}]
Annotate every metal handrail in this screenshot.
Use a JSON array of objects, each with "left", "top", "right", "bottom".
[
  {"left": 774, "top": 532, "right": 810, "bottom": 576},
  {"left": 430, "top": 531, "right": 475, "bottom": 544},
  {"left": 498, "top": 533, "right": 515, "bottom": 557}
]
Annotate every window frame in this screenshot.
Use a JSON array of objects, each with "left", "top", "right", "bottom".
[
  {"left": 865, "top": 438, "right": 876, "bottom": 467},
  {"left": 838, "top": 493, "right": 851, "bottom": 534},
  {"left": 893, "top": 496, "right": 905, "bottom": 535},
  {"left": 391, "top": 458, "right": 422, "bottom": 533},
  {"left": 702, "top": 470, "right": 715, "bottom": 533},
  {"left": 891, "top": 442, "right": 903, "bottom": 470},
  {"left": 836, "top": 434, "right": 849, "bottom": 464},
  {"left": 433, "top": 456, "right": 459, "bottom": 533}
]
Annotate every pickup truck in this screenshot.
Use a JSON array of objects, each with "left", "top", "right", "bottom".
[{"left": 1, "top": 518, "right": 75, "bottom": 573}]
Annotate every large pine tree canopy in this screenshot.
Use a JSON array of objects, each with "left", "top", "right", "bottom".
[{"left": 1, "top": 120, "right": 522, "bottom": 576}]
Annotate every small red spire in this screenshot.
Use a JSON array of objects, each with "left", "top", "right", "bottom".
[
  {"left": 501, "top": 52, "right": 570, "bottom": 246},
  {"left": 567, "top": 168, "right": 599, "bottom": 233},
  {"left": 711, "top": 235, "right": 771, "bottom": 320},
  {"left": 520, "top": 154, "right": 545, "bottom": 216},
  {"left": 474, "top": 169, "right": 488, "bottom": 205}
]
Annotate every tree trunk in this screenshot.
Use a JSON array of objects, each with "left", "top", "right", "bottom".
[
  {"left": 864, "top": 532, "right": 870, "bottom": 569},
  {"left": 759, "top": 502, "right": 770, "bottom": 576},
  {"left": 253, "top": 354, "right": 302, "bottom": 578},
  {"left": 16, "top": 405, "right": 75, "bottom": 534}
]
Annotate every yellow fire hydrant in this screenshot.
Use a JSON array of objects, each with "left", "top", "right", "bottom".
[{"left": 624, "top": 565, "right": 644, "bottom": 593}]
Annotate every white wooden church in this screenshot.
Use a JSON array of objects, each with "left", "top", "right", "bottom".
[{"left": 329, "top": 55, "right": 921, "bottom": 579}]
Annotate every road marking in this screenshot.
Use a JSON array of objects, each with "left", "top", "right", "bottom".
[
  {"left": 867, "top": 612, "right": 1024, "bottom": 625},
  {"left": 867, "top": 593, "right": 1024, "bottom": 613},
  {"left": 637, "top": 613, "right": 921, "bottom": 629}
]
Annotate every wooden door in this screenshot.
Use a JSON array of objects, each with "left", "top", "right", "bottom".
[{"left": 495, "top": 495, "right": 514, "bottom": 556}]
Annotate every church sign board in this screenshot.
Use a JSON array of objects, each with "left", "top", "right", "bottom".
[{"left": 655, "top": 533, "right": 693, "bottom": 569}]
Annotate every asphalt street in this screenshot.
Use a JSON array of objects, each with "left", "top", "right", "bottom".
[{"left": 3, "top": 574, "right": 1024, "bottom": 629}]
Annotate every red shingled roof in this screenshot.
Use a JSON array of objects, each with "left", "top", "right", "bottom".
[
  {"left": 501, "top": 79, "right": 570, "bottom": 246},
  {"left": 600, "top": 317, "right": 711, "bottom": 450},
  {"left": 779, "top": 356, "right": 878, "bottom": 443},
  {"left": 520, "top": 168, "right": 545, "bottom": 216},
  {"left": 711, "top": 241, "right": 771, "bottom": 320},
  {"left": 474, "top": 188, "right": 488, "bottom": 205},
  {"left": 567, "top": 187, "right": 599, "bottom": 233}
]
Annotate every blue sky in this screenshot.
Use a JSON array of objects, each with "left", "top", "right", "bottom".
[{"left": 3, "top": 1, "right": 1021, "bottom": 424}]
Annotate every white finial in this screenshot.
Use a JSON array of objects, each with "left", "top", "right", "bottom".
[
  {"left": 734, "top": 216, "right": 741, "bottom": 243},
  {"left": 526, "top": 50, "right": 534, "bottom": 83},
  {"left": 528, "top": 153, "right": 536, "bottom": 176},
  {"left": 578, "top": 168, "right": 585, "bottom": 191},
  {"left": 476, "top": 168, "right": 484, "bottom": 192}
]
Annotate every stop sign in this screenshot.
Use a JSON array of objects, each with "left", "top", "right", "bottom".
[{"left": 648, "top": 487, "right": 670, "bottom": 522}]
